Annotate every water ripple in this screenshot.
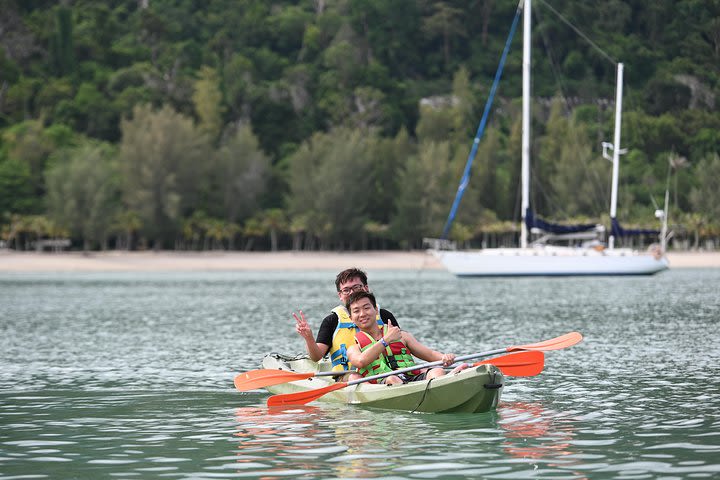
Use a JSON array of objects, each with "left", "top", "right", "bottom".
[{"left": 1, "top": 270, "right": 720, "bottom": 478}]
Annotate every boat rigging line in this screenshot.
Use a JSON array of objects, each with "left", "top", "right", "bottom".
[{"left": 535, "top": 0, "right": 617, "bottom": 66}]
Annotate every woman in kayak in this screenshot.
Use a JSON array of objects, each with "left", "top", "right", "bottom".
[{"left": 345, "top": 290, "right": 468, "bottom": 385}]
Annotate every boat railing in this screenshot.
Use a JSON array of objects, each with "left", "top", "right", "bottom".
[
  {"left": 531, "top": 225, "right": 605, "bottom": 247},
  {"left": 423, "top": 237, "right": 457, "bottom": 251}
]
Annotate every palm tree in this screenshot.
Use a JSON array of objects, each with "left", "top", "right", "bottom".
[
  {"left": 260, "top": 209, "right": 288, "bottom": 251},
  {"left": 243, "top": 217, "right": 265, "bottom": 251}
]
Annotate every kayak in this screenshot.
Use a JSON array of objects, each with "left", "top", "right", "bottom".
[{"left": 261, "top": 353, "right": 504, "bottom": 413}]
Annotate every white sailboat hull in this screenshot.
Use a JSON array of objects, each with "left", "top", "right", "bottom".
[{"left": 433, "top": 247, "right": 669, "bottom": 277}]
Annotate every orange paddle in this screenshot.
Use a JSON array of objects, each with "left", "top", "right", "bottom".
[
  {"left": 266, "top": 331, "right": 582, "bottom": 406},
  {"left": 234, "top": 369, "right": 346, "bottom": 392},
  {"left": 506, "top": 331, "right": 582, "bottom": 352},
  {"left": 235, "top": 350, "right": 544, "bottom": 392},
  {"left": 473, "top": 350, "right": 544, "bottom": 376}
]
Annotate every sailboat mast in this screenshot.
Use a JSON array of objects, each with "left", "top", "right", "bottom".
[
  {"left": 608, "top": 62, "right": 624, "bottom": 250},
  {"left": 521, "top": 0, "right": 531, "bottom": 249}
]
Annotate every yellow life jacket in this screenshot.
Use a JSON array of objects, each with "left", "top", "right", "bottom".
[{"left": 329, "top": 304, "right": 383, "bottom": 372}]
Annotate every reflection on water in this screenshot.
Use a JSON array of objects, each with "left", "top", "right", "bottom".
[
  {"left": 234, "top": 406, "right": 335, "bottom": 477},
  {"left": 499, "top": 402, "right": 576, "bottom": 461},
  {"left": 1, "top": 269, "right": 720, "bottom": 478},
  {"left": 230, "top": 401, "right": 588, "bottom": 478}
]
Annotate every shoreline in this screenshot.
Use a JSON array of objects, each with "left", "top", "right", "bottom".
[{"left": 1, "top": 250, "right": 719, "bottom": 272}]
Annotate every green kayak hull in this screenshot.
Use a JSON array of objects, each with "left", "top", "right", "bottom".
[{"left": 261, "top": 354, "right": 504, "bottom": 413}]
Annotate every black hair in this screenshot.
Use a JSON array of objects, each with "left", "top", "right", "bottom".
[
  {"left": 345, "top": 290, "right": 376, "bottom": 311},
  {"left": 335, "top": 268, "right": 368, "bottom": 291}
]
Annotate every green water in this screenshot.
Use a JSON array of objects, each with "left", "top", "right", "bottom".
[{"left": 1, "top": 269, "right": 719, "bottom": 479}]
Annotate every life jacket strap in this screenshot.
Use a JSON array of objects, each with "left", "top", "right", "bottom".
[{"left": 330, "top": 344, "right": 349, "bottom": 369}]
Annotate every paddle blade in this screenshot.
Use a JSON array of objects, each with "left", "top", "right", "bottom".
[
  {"left": 508, "top": 331, "right": 583, "bottom": 352},
  {"left": 474, "top": 351, "right": 544, "bottom": 376},
  {"left": 234, "top": 369, "right": 314, "bottom": 392},
  {"left": 267, "top": 382, "right": 348, "bottom": 406}
]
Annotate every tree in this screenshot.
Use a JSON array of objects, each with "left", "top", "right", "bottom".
[
  {"left": 472, "top": 125, "right": 504, "bottom": 217},
  {"left": 415, "top": 99, "right": 456, "bottom": 143},
  {"left": 58, "top": 82, "right": 118, "bottom": 140},
  {"left": 347, "top": 86, "right": 386, "bottom": 130},
  {"left": 410, "top": 68, "right": 483, "bottom": 232},
  {"left": 1, "top": 120, "right": 76, "bottom": 203},
  {"left": 365, "top": 128, "right": 414, "bottom": 224},
  {"left": 0, "top": 160, "right": 40, "bottom": 215},
  {"left": 287, "top": 128, "right": 375, "bottom": 248},
  {"left": 45, "top": 142, "right": 119, "bottom": 250},
  {"left": 50, "top": 6, "right": 75, "bottom": 76},
  {"left": 1, "top": 1, "right": 720, "bottom": 251},
  {"left": 222, "top": 53, "right": 255, "bottom": 119},
  {"left": 682, "top": 212, "right": 705, "bottom": 250},
  {"left": 449, "top": 222, "right": 473, "bottom": 247},
  {"left": 540, "top": 99, "right": 609, "bottom": 218},
  {"left": 415, "top": 67, "right": 475, "bottom": 144},
  {"left": 422, "top": 2, "right": 466, "bottom": 69},
  {"left": 111, "top": 210, "right": 142, "bottom": 250},
  {"left": 192, "top": 66, "right": 225, "bottom": 141},
  {"left": 667, "top": 152, "right": 690, "bottom": 213},
  {"left": 689, "top": 153, "right": 720, "bottom": 223},
  {"left": 390, "top": 140, "right": 457, "bottom": 248},
  {"left": 118, "top": 104, "right": 209, "bottom": 248},
  {"left": 500, "top": 105, "right": 523, "bottom": 221},
  {"left": 243, "top": 215, "right": 265, "bottom": 251},
  {"left": 1, "top": 214, "right": 67, "bottom": 251},
  {"left": 260, "top": 208, "right": 288, "bottom": 252},
  {"left": 210, "top": 124, "right": 270, "bottom": 224},
  {"left": 289, "top": 213, "right": 308, "bottom": 251},
  {"left": 450, "top": 66, "right": 476, "bottom": 143}
]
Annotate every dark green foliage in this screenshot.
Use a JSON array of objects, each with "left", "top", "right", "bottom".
[
  {"left": 208, "top": 124, "right": 270, "bottom": 224},
  {"left": 1, "top": 120, "right": 77, "bottom": 202},
  {"left": 0, "top": 159, "right": 40, "bottom": 214},
  {"left": 0, "top": 0, "right": 718, "bottom": 249},
  {"left": 286, "top": 127, "right": 376, "bottom": 249},
  {"left": 118, "top": 104, "right": 210, "bottom": 248},
  {"left": 0, "top": 47, "right": 21, "bottom": 85},
  {"left": 50, "top": 6, "right": 75, "bottom": 76},
  {"left": 689, "top": 153, "right": 720, "bottom": 221},
  {"left": 45, "top": 141, "right": 119, "bottom": 250}
]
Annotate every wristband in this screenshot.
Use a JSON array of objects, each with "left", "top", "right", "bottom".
[{"left": 380, "top": 338, "right": 389, "bottom": 348}]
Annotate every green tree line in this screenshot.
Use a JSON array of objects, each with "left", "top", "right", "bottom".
[{"left": 1, "top": 0, "right": 719, "bottom": 251}]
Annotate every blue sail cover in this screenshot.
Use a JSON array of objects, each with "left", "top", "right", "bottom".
[
  {"left": 611, "top": 218, "right": 659, "bottom": 237},
  {"left": 525, "top": 208, "right": 596, "bottom": 234}
]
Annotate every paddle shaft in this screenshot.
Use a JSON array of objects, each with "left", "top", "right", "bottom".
[
  {"left": 335, "top": 332, "right": 582, "bottom": 387},
  {"left": 314, "top": 370, "right": 355, "bottom": 377},
  {"left": 294, "top": 342, "right": 548, "bottom": 378}
]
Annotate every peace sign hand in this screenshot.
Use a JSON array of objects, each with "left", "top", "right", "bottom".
[{"left": 293, "top": 310, "right": 313, "bottom": 340}]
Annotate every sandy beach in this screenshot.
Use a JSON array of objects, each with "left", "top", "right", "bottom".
[{"left": 1, "top": 249, "right": 719, "bottom": 272}]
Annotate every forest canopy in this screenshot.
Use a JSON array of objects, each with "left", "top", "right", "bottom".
[{"left": 0, "top": 0, "right": 718, "bottom": 251}]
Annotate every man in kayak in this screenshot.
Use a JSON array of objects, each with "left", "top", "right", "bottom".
[
  {"left": 344, "top": 290, "right": 467, "bottom": 384},
  {"left": 293, "top": 268, "right": 399, "bottom": 377}
]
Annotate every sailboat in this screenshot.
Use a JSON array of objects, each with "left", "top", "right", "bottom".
[{"left": 431, "top": 0, "right": 669, "bottom": 277}]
